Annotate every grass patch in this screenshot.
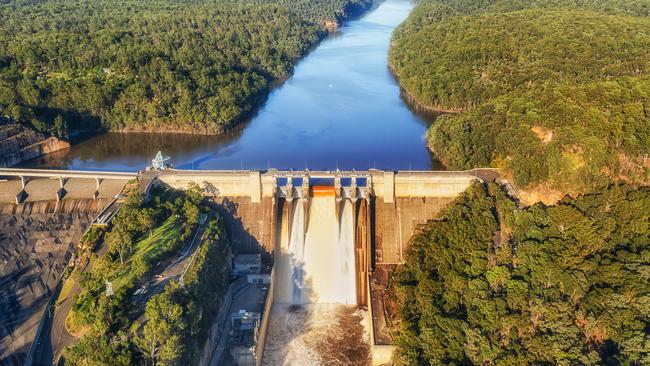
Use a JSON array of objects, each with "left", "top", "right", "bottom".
[
  {"left": 111, "top": 217, "right": 182, "bottom": 291},
  {"left": 56, "top": 274, "right": 77, "bottom": 306}
]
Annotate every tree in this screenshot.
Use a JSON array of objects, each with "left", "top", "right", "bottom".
[
  {"left": 53, "top": 114, "right": 68, "bottom": 138},
  {"left": 63, "top": 333, "right": 133, "bottom": 366},
  {"left": 109, "top": 227, "right": 133, "bottom": 264},
  {"left": 136, "top": 283, "right": 187, "bottom": 365},
  {"left": 138, "top": 208, "right": 156, "bottom": 239}
]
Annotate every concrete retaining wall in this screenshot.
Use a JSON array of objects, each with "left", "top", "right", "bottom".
[
  {"left": 200, "top": 286, "right": 234, "bottom": 366},
  {"left": 155, "top": 171, "right": 275, "bottom": 199},
  {"left": 214, "top": 196, "right": 275, "bottom": 254},
  {"left": 367, "top": 274, "right": 394, "bottom": 365},
  {"left": 374, "top": 196, "right": 457, "bottom": 264},
  {"left": 255, "top": 267, "right": 275, "bottom": 366}
]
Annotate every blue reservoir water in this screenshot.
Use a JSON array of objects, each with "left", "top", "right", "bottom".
[{"left": 23, "top": 0, "right": 440, "bottom": 172}]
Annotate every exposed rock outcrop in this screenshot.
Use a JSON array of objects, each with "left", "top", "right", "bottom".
[
  {"left": 323, "top": 0, "right": 374, "bottom": 32},
  {"left": 0, "top": 120, "right": 70, "bottom": 167}
]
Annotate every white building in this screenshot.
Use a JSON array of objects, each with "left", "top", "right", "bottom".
[{"left": 233, "top": 254, "right": 261, "bottom": 276}]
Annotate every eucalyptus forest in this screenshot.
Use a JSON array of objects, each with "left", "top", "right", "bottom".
[
  {"left": 390, "top": 0, "right": 650, "bottom": 195},
  {"left": 395, "top": 182, "right": 650, "bottom": 365},
  {"left": 391, "top": 1, "right": 650, "bottom": 365},
  {"left": 0, "top": 0, "right": 370, "bottom": 136}
]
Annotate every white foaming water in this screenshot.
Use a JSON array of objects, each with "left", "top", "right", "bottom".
[
  {"left": 288, "top": 200, "right": 307, "bottom": 303},
  {"left": 262, "top": 304, "right": 370, "bottom": 366},
  {"left": 269, "top": 197, "right": 368, "bottom": 365},
  {"left": 277, "top": 196, "right": 356, "bottom": 304},
  {"left": 337, "top": 199, "right": 357, "bottom": 304}
]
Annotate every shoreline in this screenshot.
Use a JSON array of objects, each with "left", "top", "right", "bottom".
[
  {"left": 387, "top": 62, "right": 464, "bottom": 115},
  {"left": 17, "top": 0, "right": 382, "bottom": 152}
]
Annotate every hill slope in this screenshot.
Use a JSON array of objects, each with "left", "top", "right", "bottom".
[
  {"left": 389, "top": 0, "right": 650, "bottom": 200},
  {"left": 395, "top": 182, "right": 650, "bottom": 365}
]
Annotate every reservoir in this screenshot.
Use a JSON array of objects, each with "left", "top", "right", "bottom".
[{"left": 22, "top": 0, "right": 438, "bottom": 172}]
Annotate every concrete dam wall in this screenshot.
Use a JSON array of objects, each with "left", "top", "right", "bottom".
[
  {"left": 155, "top": 169, "right": 483, "bottom": 363},
  {"left": 155, "top": 169, "right": 482, "bottom": 317},
  {"left": 156, "top": 169, "right": 480, "bottom": 265}
]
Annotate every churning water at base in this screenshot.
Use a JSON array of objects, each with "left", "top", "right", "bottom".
[{"left": 262, "top": 304, "right": 370, "bottom": 366}]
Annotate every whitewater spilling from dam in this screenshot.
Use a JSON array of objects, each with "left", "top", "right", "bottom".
[
  {"left": 264, "top": 189, "right": 368, "bottom": 365},
  {"left": 262, "top": 304, "right": 370, "bottom": 365},
  {"left": 276, "top": 196, "right": 356, "bottom": 304}
]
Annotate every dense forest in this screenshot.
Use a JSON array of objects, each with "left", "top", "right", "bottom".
[
  {"left": 0, "top": 0, "right": 371, "bottom": 136},
  {"left": 389, "top": 0, "right": 650, "bottom": 196},
  {"left": 247, "top": 0, "right": 372, "bottom": 24},
  {"left": 63, "top": 184, "right": 231, "bottom": 365},
  {"left": 395, "top": 182, "right": 650, "bottom": 365}
]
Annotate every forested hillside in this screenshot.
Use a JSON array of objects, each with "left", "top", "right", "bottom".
[
  {"left": 395, "top": 182, "right": 650, "bottom": 365},
  {"left": 0, "top": 0, "right": 371, "bottom": 136},
  {"left": 248, "top": 0, "right": 372, "bottom": 25},
  {"left": 389, "top": 0, "right": 650, "bottom": 199},
  {"left": 63, "top": 184, "right": 231, "bottom": 365}
]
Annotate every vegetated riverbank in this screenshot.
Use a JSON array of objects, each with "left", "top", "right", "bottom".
[
  {"left": 108, "top": 0, "right": 374, "bottom": 137},
  {"left": 388, "top": 0, "right": 650, "bottom": 204},
  {"left": 388, "top": 64, "right": 463, "bottom": 115},
  {"left": 394, "top": 180, "right": 650, "bottom": 365},
  {"left": 0, "top": 0, "right": 376, "bottom": 162}
]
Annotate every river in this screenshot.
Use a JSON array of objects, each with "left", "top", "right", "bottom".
[{"left": 21, "top": 0, "right": 439, "bottom": 172}]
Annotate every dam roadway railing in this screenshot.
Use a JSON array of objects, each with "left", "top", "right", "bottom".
[
  {"left": 0, "top": 168, "right": 137, "bottom": 204},
  {"left": 152, "top": 168, "right": 493, "bottom": 202},
  {"left": 1, "top": 167, "right": 494, "bottom": 202},
  {"left": 0, "top": 167, "right": 138, "bottom": 179}
]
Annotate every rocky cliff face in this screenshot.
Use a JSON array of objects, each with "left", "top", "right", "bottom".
[
  {"left": 324, "top": 0, "right": 374, "bottom": 32},
  {"left": 325, "top": 19, "right": 339, "bottom": 31},
  {"left": 0, "top": 121, "right": 70, "bottom": 167},
  {"left": 0, "top": 199, "right": 108, "bottom": 365}
]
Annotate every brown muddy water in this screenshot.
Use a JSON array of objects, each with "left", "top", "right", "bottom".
[{"left": 262, "top": 304, "right": 371, "bottom": 366}]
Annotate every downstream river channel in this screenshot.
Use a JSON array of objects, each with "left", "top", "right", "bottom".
[{"left": 23, "top": 0, "right": 440, "bottom": 172}]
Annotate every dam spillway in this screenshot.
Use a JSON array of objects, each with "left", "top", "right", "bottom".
[
  {"left": 151, "top": 168, "right": 493, "bottom": 364},
  {"left": 276, "top": 188, "right": 357, "bottom": 305},
  {"left": 267, "top": 185, "right": 369, "bottom": 365}
]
